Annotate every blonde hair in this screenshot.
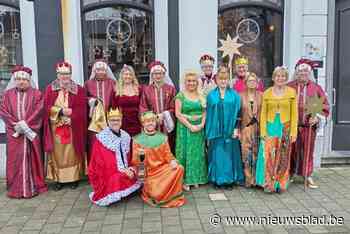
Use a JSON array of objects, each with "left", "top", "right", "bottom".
[
  {"left": 272, "top": 66, "right": 289, "bottom": 81},
  {"left": 245, "top": 72, "right": 259, "bottom": 83},
  {"left": 182, "top": 70, "right": 206, "bottom": 108},
  {"left": 116, "top": 65, "right": 139, "bottom": 96}
]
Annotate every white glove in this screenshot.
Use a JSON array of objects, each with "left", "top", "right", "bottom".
[
  {"left": 15, "top": 120, "right": 37, "bottom": 141},
  {"left": 88, "top": 98, "right": 97, "bottom": 108}
]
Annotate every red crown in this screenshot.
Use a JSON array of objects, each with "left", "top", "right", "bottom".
[
  {"left": 56, "top": 61, "right": 72, "bottom": 74},
  {"left": 199, "top": 54, "right": 215, "bottom": 64}
]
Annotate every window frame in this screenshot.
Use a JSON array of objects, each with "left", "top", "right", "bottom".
[
  {"left": 80, "top": 0, "right": 155, "bottom": 82},
  {"left": 218, "top": 0, "right": 285, "bottom": 80},
  {"left": 0, "top": 0, "right": 21, "bottom": 143}
]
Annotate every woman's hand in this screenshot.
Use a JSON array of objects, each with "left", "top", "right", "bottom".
[
  {"left": 189, "top": 125, "right": 201, "bottom": 132},
  {"left": 232, "top": 129, "right": 240, "bottom": 139},
  {"left": 290, "top": 135, "right": 297, "bottom": 143}
]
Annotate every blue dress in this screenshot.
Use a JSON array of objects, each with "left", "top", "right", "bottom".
[{"left": 206, "top": 87, "right": 244, "bottom": 186}]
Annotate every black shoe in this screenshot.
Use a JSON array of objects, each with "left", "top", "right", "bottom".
[
  {"left": 70, "top": 182, "right": 79, "bottom": 189},
  {"left": 213, "top": 184, "right": 222, "bottom": 190},
  {"left": 54, "top": 182, "right": 63, "bottom": 191},
  {"left": 224, "top": 184, "right": 233, "bottom": 190}
]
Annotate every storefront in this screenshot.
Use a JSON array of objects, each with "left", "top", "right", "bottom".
[{"left": 0, "top": 0, "right": 349, "bottom": 176}]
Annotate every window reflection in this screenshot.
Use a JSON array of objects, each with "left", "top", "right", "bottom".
[
  {"left": 0, "top": 4, "right": 22, "bottom": 98},
  {"left": 83, "top": 4, "right": 154, "bottom": 84},
  {"left": 218, "top": 1, "right": 283, "bottom": 87}
]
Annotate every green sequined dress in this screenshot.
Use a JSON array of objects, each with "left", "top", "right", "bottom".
[{"left": 175, "top": 92, "right": 208, "bottom": 185}]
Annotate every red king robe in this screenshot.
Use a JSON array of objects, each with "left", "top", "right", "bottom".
[{"left": 88, "top": 127, "right": 141, "bottom": 206}]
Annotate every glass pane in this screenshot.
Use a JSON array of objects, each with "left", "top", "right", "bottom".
[
  {"left": 218, "top": 6, "right": 283, "bottom": 87},
  {"left": 84, "top": 6, "right": 153, "bottom": 84},
  {"left": 83, "top": 0, "right": 153, "bottom": 8},
  {"left": 0, "top": 5, "right": 22, "bottom": 98},
  {"left": 219, "top": 0, "right": 283, "bottom": 8}
]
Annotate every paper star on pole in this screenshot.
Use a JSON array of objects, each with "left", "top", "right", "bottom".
[{"left": 218, "top": 34, "right": 243, "bottom": 60}]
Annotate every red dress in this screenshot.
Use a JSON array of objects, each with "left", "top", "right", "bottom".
[
  {"left": 88, "top": 128, "right": 141, "bottom": 206},
  {"left": 113, "top": 87, "right": 142, "bottom": 136}
]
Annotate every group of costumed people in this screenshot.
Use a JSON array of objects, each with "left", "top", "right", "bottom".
[{"left": 0, "top": 54, "right": 329, "bottom": 208}]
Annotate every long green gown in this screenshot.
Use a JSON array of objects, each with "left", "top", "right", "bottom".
[{"left": 175, "top": 92, "right": 208, "bottom": 185}]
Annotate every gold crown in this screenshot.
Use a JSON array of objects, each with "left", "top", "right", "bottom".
[
  {"left": 107, "top": 108, "right": 122, "bottom": 120},
  {"left": 234, "top": 57, "right": 249, "bottom": 66},
  {"left": 140, "top": 111, "right": 157, "bottom": 123}
]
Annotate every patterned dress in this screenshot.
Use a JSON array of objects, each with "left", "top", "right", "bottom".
[
  {"left": 256, "top": 87, "right": 298, "bottom": 192},
  {"left": 175, "top": 92, "right": 208, "bottom": 185},
  {"left": 239, "top": 91, "right": 262, "bottom": 187}
]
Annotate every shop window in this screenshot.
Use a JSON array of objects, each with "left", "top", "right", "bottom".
[{"left": 218, "top": 0, "right": 283, "bottom": 86}]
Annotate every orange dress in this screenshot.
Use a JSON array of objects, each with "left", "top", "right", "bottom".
[{"left": 132, "top": 132, "right": 186, "bottom": 207}]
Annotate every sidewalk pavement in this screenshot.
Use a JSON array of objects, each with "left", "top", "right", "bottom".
[{"left": 0, "top": 167, "right": 350, "bottom": 234}]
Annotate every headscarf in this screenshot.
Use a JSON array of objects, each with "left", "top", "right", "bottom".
[
  {"left": 6, "top": 65, "right": 37, "bottom": 90},
  {"left": 148, "top": 60, "right": 174, "bottom": 86},
  {"left": 89, "top": 60, "right": 117, "bottom": 80}
]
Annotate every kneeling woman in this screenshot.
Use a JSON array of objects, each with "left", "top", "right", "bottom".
[
  {"left": 256, "top": 66, "right": 298, "bottom": 193},
  {"left": 88, "top": 108, "right": 141, "bottom": 206}
]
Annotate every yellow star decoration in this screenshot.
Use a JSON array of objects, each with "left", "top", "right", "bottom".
[
  {"left": 305, "top": 95, "right": 324, "bottom": 118},
  {"left": 218, "top": 34, "right": 243, "bottom": 60}
]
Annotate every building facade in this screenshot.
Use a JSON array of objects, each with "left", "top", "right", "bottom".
[{"left": 0, "top": 0, "right": 349, "bottom": 176}]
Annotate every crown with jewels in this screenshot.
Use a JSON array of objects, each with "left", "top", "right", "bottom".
[
  {"left": 107, "top": 108, "right": 123, "bottom": 120},
  {"left": 234, "top": 56, "right": 249, "bottom": 66},
  {"left": 56, "top": 61, "right": 72, "bottom": 74},
  {"left": 199, "top": 54, "right": 215, "bottom": 65}
]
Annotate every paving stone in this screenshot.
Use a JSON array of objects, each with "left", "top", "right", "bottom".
[
  {"left": 142, "top": 222, "right": 161, "bottom": 232},
  {"left": 59, "top": 227, "right": 82, "bottom": 234},
  {"left": 82, "top": 220, "right": 103, "bottom": 232},
  {"left": 22, "top": 219, "right": 46, "bottom": 230},
  {"left": 40, "top": 223, "right": 63, "bottom": 234},
  {"left": 162, "top": 225, "right": 183, "bottom": 234},
  {"left": 162, "top": 215, "right": 181, "bottom": 226}
]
